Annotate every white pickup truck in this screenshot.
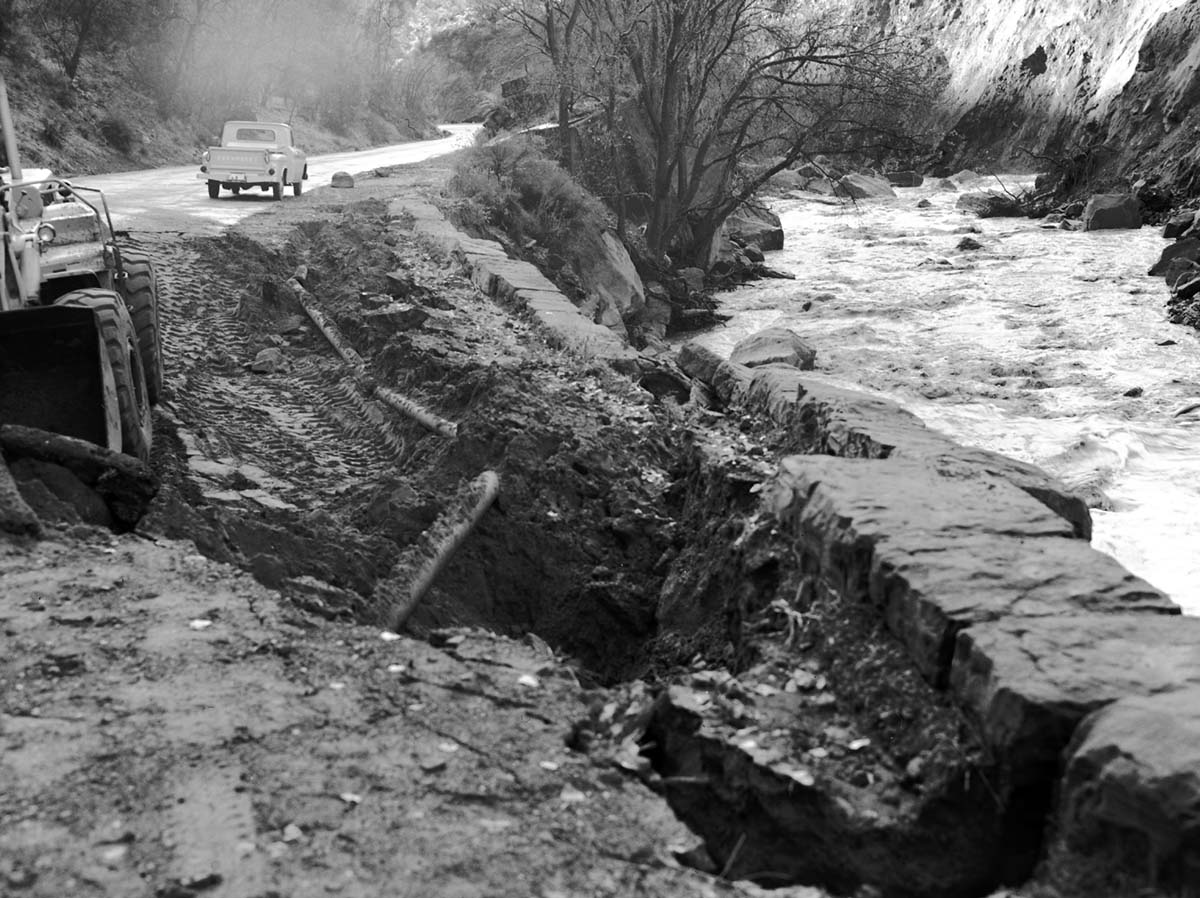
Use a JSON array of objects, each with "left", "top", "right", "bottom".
[{"left": 198, "top": 121, "right": 307, "bottom": 200}]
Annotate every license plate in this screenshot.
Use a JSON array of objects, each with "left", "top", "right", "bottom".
[{"left": 228, "top": 173, "right": 246, "bottom": 182}]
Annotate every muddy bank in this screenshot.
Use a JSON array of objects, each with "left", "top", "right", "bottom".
[{"left": 4, "top": 161, "right": 1194, "bottom": 898}]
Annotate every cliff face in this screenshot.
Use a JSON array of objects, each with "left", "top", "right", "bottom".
[{"left": 872, "top": 0, "right": 1198, "bottom": 186}]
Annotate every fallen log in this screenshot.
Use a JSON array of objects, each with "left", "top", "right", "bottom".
[
  {"left": 0, "top": 424, "right": 159, "bottom": 528},
  {"left": 286, "top": 273, "right": 458, "bottom": 439},
  {"left": 373, "top": 385, "right": 458, "bottom": 439}
]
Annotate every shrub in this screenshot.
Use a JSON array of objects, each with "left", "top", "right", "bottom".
[
  {"left": 39, "top": 113, "right": 68, "bottom": 148},
  {"left": 447, "top": 137, "right": 610, "bottom": 262},
  {"left": 99, "top": 115, "right": 137, "bottom": 154}
]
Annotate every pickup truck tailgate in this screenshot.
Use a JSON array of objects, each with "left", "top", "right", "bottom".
[{"left": 210, "top": 148, "right": 266, "bottom": 168}]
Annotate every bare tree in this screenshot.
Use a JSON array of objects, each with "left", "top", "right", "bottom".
[
  {"left": 498, "top": 0, "right": 587, "bottom": 171},
  {"left": 509, "top": 0, "right": 941, "bottom": 266},
  {"left": 626, "top": 0, "right": 940, "bottom": 264},
  {"left": 32, "top": 0, "right": 124, "bottom": 81}
]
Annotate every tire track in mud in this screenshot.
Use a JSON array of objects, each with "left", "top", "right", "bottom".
[{"left": 127, "top": 232, "right": 406, "bottom": 509}]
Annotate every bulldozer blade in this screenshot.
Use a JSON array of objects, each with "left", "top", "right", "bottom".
[{"left": 0, "top": 305, "right": 120, "bottom": 452}]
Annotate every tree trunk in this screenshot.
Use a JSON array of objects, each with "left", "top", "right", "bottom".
[
  {"left": 558, "top": 83, "right": 573, "bottom": 173},
  {"left": 64, "top": 20, "right": 90, "bottom": 81}
]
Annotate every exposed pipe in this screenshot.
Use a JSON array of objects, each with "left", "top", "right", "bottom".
[{"left": 376, "top": 469, "right": 500, "bottom": 632}]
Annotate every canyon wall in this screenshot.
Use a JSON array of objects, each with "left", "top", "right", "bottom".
[{"left": 870, "top": 0, "right": 1200, "bottom": 189}]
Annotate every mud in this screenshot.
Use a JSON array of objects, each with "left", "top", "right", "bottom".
[
  {"left": 2, "top": 161, "right": 1077, "bottom": 898},
  {"left": 128, "top": 185, "right": 695, "bottom": 682}
]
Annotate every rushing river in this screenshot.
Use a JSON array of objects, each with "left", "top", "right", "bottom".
[{"left": 690, "top": 178, "right": 1200, "bottom": 614}]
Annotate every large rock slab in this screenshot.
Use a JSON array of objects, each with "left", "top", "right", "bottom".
[
  {"left": 766, "top": 456, "right": 1172, "bottom": 681},
  {"left": 744, "top": 365, "right": 1093, "bottom": 538},
  {"left": 677, "top": 346, "right": 1092, "bottom": 538},
  {"left": 1057, "top": 687, "right": 1200, "bottom": 891},
  {"left": 509, "top": 288, "right": 640, "bottom": 375},
  {"left": 950, "top": 614, "right": 1200, "bottom": 782},
  {"left": 1082, "top": 193, "right": 1142, "bottom": 231},
  {"left": 470, "top": 256, "right": 560, "bottom": 300},
  {"left": 729, "top": 327, "right": 816, "bottom": 370}
]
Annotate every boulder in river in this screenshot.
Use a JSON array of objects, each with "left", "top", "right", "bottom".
[
  {"left": 725, "top": 205, "right": 784, "bottom": 252},
  {"left": 1082, "top": 193, "right": 1142, "bottom": 231},
  {"left": 834, "top": 173, "right": 897, "bottom": 200},
  {"left": 1162, "top": 210, "right": 1197, "bottom": 239},
  {"left": 1161, "top": 257, "right": 1200, "bottom": 289},
  {"left": 730, "top": 327, "right": 816, "bottom": 370},
  {"left": 956, "top": 192, "right": 1024, "bottom": 218}
]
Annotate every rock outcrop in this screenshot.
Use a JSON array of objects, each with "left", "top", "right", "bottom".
[{"left": 874, "top": 0, "right": 1196, "bottom": 177}]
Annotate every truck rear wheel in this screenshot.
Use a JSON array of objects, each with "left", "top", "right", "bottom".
[
  {"left": 272, "top": 178, "right": 282, "bottom": 201},
  {"left": 117, "top": 250, "right": 164, "bottom": 404},
  {"left": 293, "top": 170, "right": 302, "bottom": 196},
  {"left": 208, "top": 179, "right": 220, "bottom": 198},
  {"left": 57, "top": 290, "right": 153, "bottom": 463}
]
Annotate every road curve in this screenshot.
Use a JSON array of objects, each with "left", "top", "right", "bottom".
[{"left": 67, "top": 124, "right": 479, "bottom": 234}]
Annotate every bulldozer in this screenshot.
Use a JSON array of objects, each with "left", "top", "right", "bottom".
[{"left": 0, "top": 75, "right": 161, "bottom": 463}]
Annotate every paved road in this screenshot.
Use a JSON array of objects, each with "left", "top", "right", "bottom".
[{"left": 71, "top": 124, "right": 479, "bottom": 234}]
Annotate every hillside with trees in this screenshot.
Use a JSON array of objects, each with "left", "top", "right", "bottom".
[{"left": 0, "top": 0, "right": 441, "bottom": 174}]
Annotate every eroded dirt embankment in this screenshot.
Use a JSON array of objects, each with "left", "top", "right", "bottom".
[
  {"left": 3, "top": 162, "right": 1188, "bottom": 898},
  {"left": 2, "top": 168, "right": 818, "bottom": 898}
]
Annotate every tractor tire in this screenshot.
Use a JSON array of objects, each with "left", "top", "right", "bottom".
[
  {"left": 272, "top": 179, "right": 283, "bottom": 201},
  {"left": 117, "top": 250, "right": 164, "bottom": 404},
  {"left": 57, "top": 289, "right": 153, "bottom": 463},
  {"left": 208, "top": 179, "right": 220, "bottom": 198}
]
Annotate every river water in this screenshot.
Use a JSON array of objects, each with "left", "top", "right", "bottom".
[{"left": 690, "top": 179, "right": 1200, "bottom": 614}]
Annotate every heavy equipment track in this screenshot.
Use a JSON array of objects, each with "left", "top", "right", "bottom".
[{"left": 129, "top": 232, "right": 408, "bottom": 510}]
